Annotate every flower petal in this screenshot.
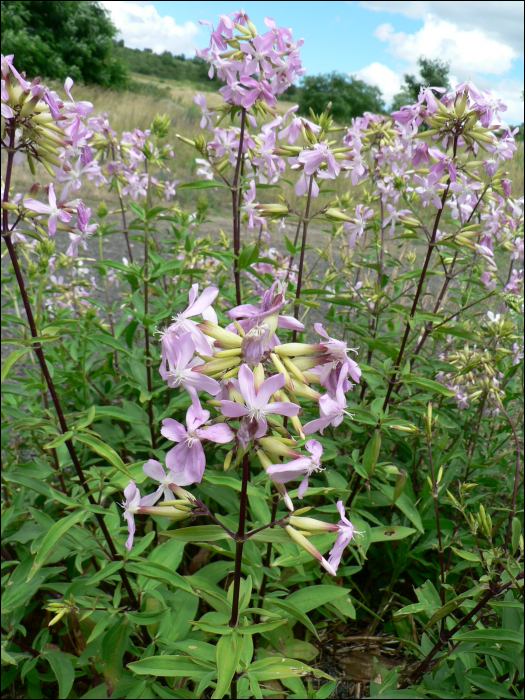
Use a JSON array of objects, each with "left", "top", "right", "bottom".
[
  {"left": 219, "top": 400, "right": 249, "bottom": 418},
  {"left": 255, "top": 373, "right": 286, "bottom": 407},
  {"left": 143, "top": 459, "right": 167, "bottom": 483},
  {"left": 161, "top": 418, "right": 187, "bottom": 443},
  {"left": 198, "top": 423, "right": 235, "bottom": 444}
]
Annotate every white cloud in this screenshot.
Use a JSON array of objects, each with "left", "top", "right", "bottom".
[
  {"left": 101, "top": 1, "right": 200, "bottom": 55},
  {"left": 353, "top": 62, "right": 402, "bottom": 105},
  {"left": 358, "top": 1, "right": 524, "bottom": 54},
  {"left": 354, "top": 11, "right": 524, "bottom": 121},
  {"left": 374, "top": 18, "right": 518, "bottom": 77}
]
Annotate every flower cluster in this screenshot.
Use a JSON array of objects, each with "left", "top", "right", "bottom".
[
  {"left": 122, "top": 281, "right": 362, "bottom": 574},
  {"left": 196, "top": 12, "right": 305, "bottom": 109}
]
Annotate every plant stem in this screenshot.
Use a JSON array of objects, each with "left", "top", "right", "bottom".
[
  {"left": 499, "top": 405, "right": 521, "bottom": 554},
  {"left": 232, "top": 108, "right": 247, "bottom": 306},
  {"left": 111, "top": 144, "right": 134, "bottom": 263},
  {"left": 427, "top": 438, "right": 445, "bottom": 611},
  {"left": 293, "top": 176, "right": 314, "bottom": 341},
  {"left": 229, "top": 453, "right": 250, "bottom": 628},
  {"left": 143, "top": 167, "right": 157, "bottom": 449},
  {"left": 2, "top": 129, "right": 138, "bottom": 609}
]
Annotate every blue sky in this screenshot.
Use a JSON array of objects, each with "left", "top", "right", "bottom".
[{"left": 102, "top": 1, "right": 524, "bottom": 121}]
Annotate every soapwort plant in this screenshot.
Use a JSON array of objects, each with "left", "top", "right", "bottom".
[{"left": 1, "top": 9, "right": 523, "bottom": 699}]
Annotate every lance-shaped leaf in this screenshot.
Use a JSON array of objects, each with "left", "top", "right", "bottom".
[
  {"left": 74, "top": 433, "right": 133, "bottom": 478},
  {"left": 45, "top": 651, "right": 75, "bottom": 699},
  {"left": 160, "top": 525, "right": 232, "bottom": 543},
  {"left": 28, "top": 510, "right": 86, "bottom": 581},
  {"left": 213, "top": 631, "right": 244, "bottom": 699},
  {"left": 1, "top": 347, "right": 31, "bottom": 383}
]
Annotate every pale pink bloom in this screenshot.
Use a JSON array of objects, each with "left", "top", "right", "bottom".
[
  {"left": 279, "top": 116, "right": 320, "bottom": 145},
  {"left": 314, "top": 323, "right": 361, "bottom": 384},
  {"left": 220, "top": 364, "right": 299, "bottom": 439},
  {"left": 266, "top": 439, "right": 324, "bottom": 499},
  {"left": 119, "top": 481, "right": 158, "bottom": 551},
  {"left": 63, "top": 77, "right": 93, "bottom": 119},
  {"left": 345, "top": 205, "right": 373, "bottom": 248},
  {"left": 24, "top": 184, "right": 71, "bottom": 235},
  {"left": 142, "top": 459, "right": 193, "bottom": 502},
  {"left": 512, "top": 343, "right": 524, "bottom": 366},
  {"left": 228, "top": 281, "right": 304, "bottom": 342},
  {"left": 242, "top": 180, "right": 267, "bottom": 230},
  {"left": 414, "top": 172, "right": 447, "bottom": 209},
  {"left": 167, "top": 284, "right": 219, "bottom": 356},
  {"left": 161, "top": 405, "right": 234, "bottom": 484},
  {"left": 383, "top": 205, "right": 412, "bottom": 235},
  {"left": 194, "top": 92, "right": 215, "bottom": 130},
  {"left": 327, "top": 501, "right": 363, "bottom": 573},
  {"left": 303, "top": 393, "right": 351, "bottom": 435},
  {"left": 162, "top": 333, "right": 221, "bottom": 405},
  {"left": 297, "top": 142, "right": 340, "bottom": 179}
]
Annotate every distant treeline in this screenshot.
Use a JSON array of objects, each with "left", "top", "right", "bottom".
[{"left": 113, "top": 40, "right": 220, "bottom": 89}]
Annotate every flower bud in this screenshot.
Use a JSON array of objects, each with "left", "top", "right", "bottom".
[
  {"left": 275, "top": 343, "right": 325, "bottom": 357},
  {"left": 289, "top": 516, "right": 340, "bottom": 533},
  {"left": 275, "top": 483, "right": 294, "bottom": 511},
  {"left": 152, "top": 113, "right": 170, "bottom": 139},
  {"left": 258, "top": 437, "right": 302, "bottom": 459}
]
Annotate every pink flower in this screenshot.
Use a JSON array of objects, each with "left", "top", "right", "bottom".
[
  {"left": 266, "top": 439, "right": 324, "bottom": 499},
  {"left": 119, "top": 481, "right": 158, "bottom": 551},
  {"left": 194, "top": 92, "right": 215, "bottom": 130},
  {"left": 166, "top": 283, "right": 219, "bottom": 356},
  {"left": 414, "top": 172, "right": 447, "bottom": 209},
  {"left": 161, "top": 405, "right": 234, "bottom": 484},
  {"left": 228, "top": 281, "right": 304, "bottom": 341},
  {"left": 242, "top": 180, "right": 267, "bottom": 230},
  {"left": 303, "top": 393, "right": 351, "bottom": 436},
  {"left": 220, "top": 364, "right": 299, "bottom": 439},
  {"left": 314, "top": 323, "right": 361, "bottom": 384},
  {"left": 382, "top": 205, "right": 412, "bottom": 236},
  {"left": 24, "top": 184, "right": 72, "bottom": 236},
  {"left": 142, "top": 459, "right": 193, "bottom": 503},
  {"left": 162, "top": 332, "right": 221, "bottom": 405},
  {"left": 344, "top": 205, "right": 373, "bottom": 248},
  {"left": 327, "top": 501, "right": 363, "bottom": 573}
]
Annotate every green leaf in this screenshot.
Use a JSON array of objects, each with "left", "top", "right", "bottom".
[
  {"left": 101, "top": 618, "right": 129, "bottom": 694},
  {"left": 1, "top": 348, "right": 31, "bottom": 383},
  {"left": 238, "top": 243, "right": 259, "bottom": 270},
  {"left": 450, "top": 547, "right": 481, "bottom": 563},
  {"left": 248, "top": 657, "right": 333, "bottom": 682},
  {"left": 452, "top": 628, "right": 524, "bottom": 646},
  {"left": 89, "top": 334, "right": 131, "bottom": 356},
  {"left": 376, "top": 484, "right": 424, "bottom": 533},
  {"left": 28, "top": 510, "right": 86, "bottom": 580},
  {"left": 286, "top": 585, "right": 349, "bottom": 613},
  {"left": 213, "top": 632, "right": 244, "bottom": 699},
  {"left": 247, "top": 529, "right": 293, "bottom": 544},
  {"left": 86, "top": 561, "right": 124, "bottom": 587},
  {"left": 362, "top": 429, "right": 381, "bottom": 476},
  {"left": 404, "top": 376, "right": 457, "bottom": 397},
  {"left": 45, "top": 651, "right": 75, "bottom": 699},
  {"left": 369, "top": 526, "right": 416, "bottom": 542},
  {"left": 128, "top": 655, "right": 210, "bottom": 678},
  {"left": 269, "top": 599, "right": 319, "bottom": 640},
  {"left": 159, "top": 525, "right": 232, "bottom": 543},
  {"left": 125, "top": 561, "right": 194, "bottom": 594},
  {"left": 74, "top": 433, "right": 132, "bottom": 478},
  {"left": 128, "top": 201, "right": 146, "bottom": 220},
  {"left": 178, "top": 180, "right": 229, "bottom": 190},
  {"left": 238, "top": 619, "right": 286, "bottom": 635}
]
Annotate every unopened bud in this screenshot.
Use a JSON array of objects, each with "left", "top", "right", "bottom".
[
  {"left": 289, "top": 516, "right": 340, "bottom": 533},
  {"left": 258, "top": 437, "right": 302, "bottom": 459},
  {"left": 275, "top": 482, "right": 294, "bottom": 511}
]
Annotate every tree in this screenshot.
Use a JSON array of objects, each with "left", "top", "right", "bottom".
[
  {"left": 1, "top": 0, "right": 127, "bottom": 88},
  {"left": 392, "top": 56, "right": 451, "bottom": 111},
  {"left": 298, "top": 72, "right": 385, "bottom": 123}
]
